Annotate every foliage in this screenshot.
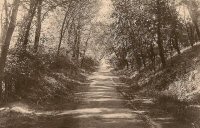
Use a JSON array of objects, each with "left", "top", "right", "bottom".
[
  {"left": 0, "top": 0, "right": 100, "bottom": 103},
  {"left": 102, "top": 0, "right": 199, "bottom": 71},
  {"left": 81, "top": 56, "right": 99, "bottom": 71}
]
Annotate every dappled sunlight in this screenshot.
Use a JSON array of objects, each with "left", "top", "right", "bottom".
[
  {"left": 101, "top": 113, "right": 136, "bottom": 119},
  {"left": 0, "top": 103, "right": 57, "bottom": 116},
  {"left": 11, "top": 106, "right": 33, "bottom": 114},
  {"left": 5, "top": 103, "right": 35, "bottom": 114},
  {"left": 75, "top": 113, "right": 137, "bottom": 119},
  {"left": 76, "top": 91, "right": 112, "bottom": 95},
  {"left": 66, "top": 63, "right": 149, "bottom": 126},
  {"left": 0, "top": 104, "right": 149, "bottom": 119},
  {"left": 90, "top": 88, "right": 112, "bottom": 91},
  {"left": 89, "top": 85, "right": 113, "bottom": 89},
  {"left": 89, "top": 74, "right": 118, "bottom": 80},
  {"left": 86, "top": 98, "right": 124, "bottom": 102},
  {"left": 0, "top": 107, "right": 9, "bottom": 111},
  {"left": 154, "top": 117, "right": 174, "bottom": 121},
  {"left": 0, "top": 61, "right": 192, "bottom": 128},
  {"left": 58, "top": 108, "right": 135, "bottom": 116},
  {"left": 58, "top": 108, "right": 106, "bottom": 115},
  {"left": 0, "top": 62, "right": 190, "bottom": 128},
  {"left": 131, "top": 98, "right": 154, "bottom": 104},
  {"left": 1, "top": 0, "right": 200, "bottom": 127}
]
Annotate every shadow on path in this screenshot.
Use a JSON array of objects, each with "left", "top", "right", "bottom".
[{"left": 1, "top": 62, "right": 191, "bottom": 128}]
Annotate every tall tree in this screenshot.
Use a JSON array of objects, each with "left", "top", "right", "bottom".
[
  {"left": 34, "top": 0, "right": 43, "bottom": 53},
  {"left": 0, "top": 0, "right": 9, "bottom": 45},
  {"left": 19, "top": 0, "right": 38, "bottom": 51},
  {"left": 183, "top": 0, "right": 200, "bottom": 40},
  {"left": 57, "top": 1, "right": 73, "bottom": 56},
  {"left": 155, "top": 0, "right": 166, "bottom": 68},
  {"left": 170, "top": 0, "right": 181, "bottom": 54},
  {"left": 0, "top": 0, "right": 20, "bottom": 100}
]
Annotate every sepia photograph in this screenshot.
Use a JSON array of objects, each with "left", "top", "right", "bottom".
[{"left": 0, "top": 0, "right": 200, "bottom": 127}]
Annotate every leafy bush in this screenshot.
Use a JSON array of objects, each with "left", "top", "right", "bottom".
[
  {"left": 81, "top": 56, "right": 99, "bottom": 71},
  {"left": 5, "top": 51, "right": 49, "bottom": 98}
]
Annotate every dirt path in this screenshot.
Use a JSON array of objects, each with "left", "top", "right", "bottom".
[
  {"left": 72, "top": 62, "right": 150, "bottom": 128},
  {"left": 0, "top": 62, "right": 194, "bottom": 128},
  {"left": 0, "top": 62, "right": 149, "bottom": 128}
]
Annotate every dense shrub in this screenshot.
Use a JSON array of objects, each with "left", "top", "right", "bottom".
[
  {"left": 109, "top": 56, "right": 128, "bottom": 70},
  {"left": 4, "top": 51, "right": 49, "bottom": 99},
  {"left": 2, "top": 50, "right": 98, "bottom": 103},
  {"left": 81, "top": 56, "right": 99, "bottom": 71}
]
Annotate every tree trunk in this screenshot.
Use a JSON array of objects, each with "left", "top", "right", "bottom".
[
  {"left": 149, "top": 44, "right": 156, "bottom": 71},
  {"left": 72, "top": 22, "right": 77, "bottom": 58},
  {"left": 193, "top": 21, "right": 200, "bottom": 41},
  {"left": 81, "top": 34, "right": 90, "bottom": 67},
  {"left": 57, "top": 1, "right": 73, "bottom": 56},
  {"left": 157, "top": 25, "right": 166, "bottom": 68},
  {"left": 186, "top": 1, "right": 200, "bottom": 40},
  {"left": 135, "top": 53, "right": 142, "bottom": 71},
  {"left": 0, "top": 0, "right": 9, "bottom": 45},
  {"left": 57, "top": 11, "right": 68, "bottom": 56},
  {"left": 75, "top": 27, "right": 81, "bottom": 61},
  {"left": 173, "top": 35, "right": 181, "bottom": 54},
  {"left": 21, "top": 0, "right": 38, "bottom": 51},
  {"left": 156, "top": 0, "right": 166, "bottom": 68},
  {"left": 141, "top": 54, "right": 146, "bottom": 68},
  {"left": 186, "top": 23, "right": 195, "bottom": 47},
  {"left": 0, "top": 0, "right": 20, "bottom": 100},
  {"left": 172, "top": 22, "right": 181, "bottom": 54},
  {"left": 34, "top": 0, "right": 43, "bottom": 53},
  {"left": 74, "top": 17, "right": 81, "bottom": 63}
]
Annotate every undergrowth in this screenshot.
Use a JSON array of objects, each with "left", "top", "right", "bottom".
[
  {"left": 114, "top": 44, "right": 200, "bottom": 124},
  {"left": 1, "top": 50, "right": 98, "bottom": 109}
]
